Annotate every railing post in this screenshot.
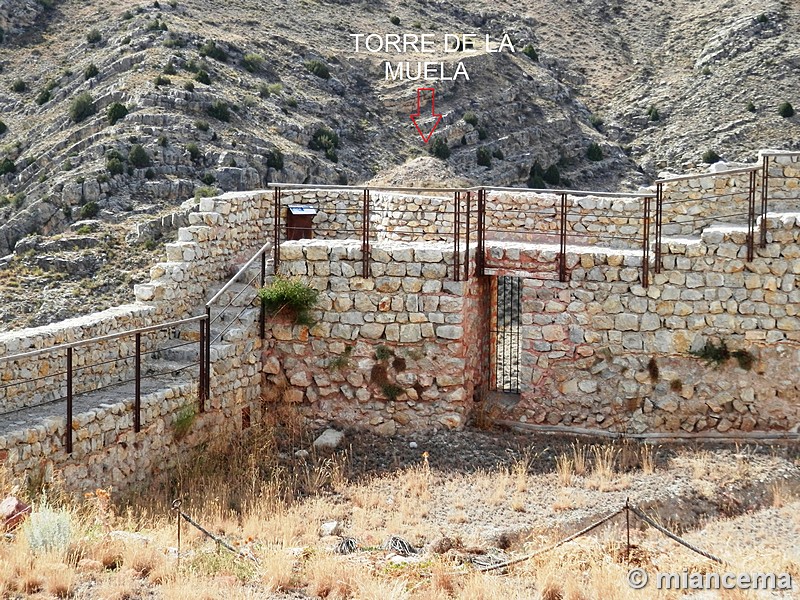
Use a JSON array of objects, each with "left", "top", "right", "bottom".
[
  {"left": 747, "top": 169, "right": 757, "bottom": 262},
  {"left": 760, "top": 155, "right": 769, "bottom": 247},
  {"left": 259, "top": 250, "right": 266, "bottom": 339},
  {"left": 362, "top": 188, "right": 371, "bottom": 277},
  {"left": 134, "top": 332, "right": 141, "bottom": 433},
  {"left": 642, "top": 195, "right": 651, "bottom": 288},
  {"left": 199, "top": 314, "right": 206, "bottom": 412},
  {"left": 476, "top": 188, "right": 486, "bottom": 277},
  {"left": 453, "top": 191, "right": 461, "bottom": 282},
  {"left": 558, "top": 192, "right": 568, "bottom": 282},
  {"left": 273, "top": 187, "right": 281, "bottom": 273},
  {"left": 655, "top": 181, "right": 664, "bottom": 274},
  {"left": 66, "top": 347, "right": 73, "bottom": 454},
  {"left": 464, "top": 191, "right": 471, "bottom": 281}
]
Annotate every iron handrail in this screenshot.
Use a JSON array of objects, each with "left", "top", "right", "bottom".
[
  {"left": 205, "top": 240, "right": 272, "bottom": 308},
  {"left": 0, "top": 314, "right": 207, "bottom": 364},
  {"left": 655, "top": 165, "right": 760, "bottom": 184},
  {"left": 267, "top": 182, "right": 656, "bottom": 199}
]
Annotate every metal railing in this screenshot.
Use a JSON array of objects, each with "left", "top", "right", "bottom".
[{"left": 0, "top": 315, "right": 208, "bottom": 454}]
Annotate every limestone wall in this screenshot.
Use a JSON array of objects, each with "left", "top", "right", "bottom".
[
  {"left": 489, "top": 212, "right": 800, "bottom": 434},
  {"left": 261, "top": 240, "right": 481, "bottom": 433}
]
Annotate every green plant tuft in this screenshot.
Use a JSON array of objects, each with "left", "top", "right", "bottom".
[
  {"left": 309, "top": 127, "right": 339, "bottom": 162},
  {"left": 690, "top": 340, "right": 730, "bottom": 367},
  {"left": 463, "top": 111, "right": 479, "bottom": 126},
  {"left": 11, "top": 79, "right": 26, "bottom": 93},
  {"left": 586, "top": 142, "right": 603, "bottom": 161},
  {"left": 174, "top": 405, "right": 196, "bottom": 439},
  {"left": 381, "top": 383, "right": 404, "bottom": 401},
  {"left": 375, "top": 345, "right": 392, "bottom": 362},
  {"left": 207, "top": 100, "right": 231, "bottom": 122},
  {"left": 646, "top": 105, "right": 660, "bottom": 121},
  {"left": 304, "top": 59, "right": 330, "bottom": 79},
  {"left": 778, "top": 102, "right": 795, "bottom": 118},
  {"left": 84, "top": 64, "right": 99, "bottom": 80},
  {"left": 258, "top": 277, "right": 319, "bottom": 324},
  {"left": 702, "top": 149, "right": 721, "bottom": 164},
  {"left": 199, "top": 40, "right": 227, "bottom": 62},
  {"left": 128, "top": 144, "right": 151, "bottom": 168},
  {"left": 522, "top": 44, "right": 538, "bottom": 61},
  {"left": 107, "top": 102, "right": 128, "bottom": 125},
  {"left": 241, "top": 52, "right": 265, "bottom": 73},
  {"left": 86, "top": 28, "right": 102, "bottom": 44},
  {"left": 69, "top": 91, "right": 96, "bottom": 122},
  {"left": 428, "top": 137, "right": 450, "bottom": 160},
  {"left": 24, "top": 499, "right": 72, "bottom": 555},
  {"left": 476, "top": 146, "right": 492, "bottom": 168},
  {"left": 80, "top": 201, "right": 99, "bottom": 218}
]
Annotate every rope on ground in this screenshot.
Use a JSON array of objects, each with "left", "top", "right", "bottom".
[
  {"left": 478, "top": 506, "right": 626, "bottom": 572},
  {"left": 627, "top": 503, "right": 726, "bottom": 565},
  {"left": 171, "top": 499, "right": 259, "bottom": 564}
]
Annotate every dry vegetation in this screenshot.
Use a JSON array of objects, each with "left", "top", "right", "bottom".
[{"left": 1, "top": 423, "right": 799, "bottom": 599}]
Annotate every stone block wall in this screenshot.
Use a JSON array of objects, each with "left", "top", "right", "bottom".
[
  {"left": 489, "top": 213, "right": 800, "bottom": 434},
  {"left": 763, "top": 151, "right": 800, "bottom": 204},
  {"left": 261, "top": 240, "right": 481, "bottom": 433}
]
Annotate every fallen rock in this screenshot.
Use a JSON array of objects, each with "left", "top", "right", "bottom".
[
  {"left": 1, "top": 496, "right": 30, "bottom": 531},
  {"left": 319, "top": 520, "right": 341, "bottom": 537},
  {"left": 313, "top": 428, "right": 344, "bottom": 452}
]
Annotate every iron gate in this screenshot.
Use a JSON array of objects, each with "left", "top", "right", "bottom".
[{"left": 490, "top": 276, "right": 522, "bottom": 393}]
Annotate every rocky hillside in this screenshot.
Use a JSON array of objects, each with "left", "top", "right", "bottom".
[{"left": 0, "top": 0, "right": 797, "bottom": 330}]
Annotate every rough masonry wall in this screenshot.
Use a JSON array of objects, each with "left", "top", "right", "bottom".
[
  {"left": 262, "top": 239, "right": 481, "bottom": 433},
  {"left": 489, "top": 212, "right": 800, "bottom": 434}
]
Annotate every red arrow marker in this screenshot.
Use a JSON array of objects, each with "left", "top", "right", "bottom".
[{"left": 410, "top": 87, "right": 442, "bottom": 143}]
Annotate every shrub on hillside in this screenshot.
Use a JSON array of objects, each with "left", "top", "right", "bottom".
[
  {"left": 84, "top": 64, "right": 99, "bottom": 80},
  {"left": 69, "top": 92, "right": 96, "bottom": 122},
  {"left": 241, "top": 53, "right": 265, "bottom": 73},
  {"left": 128, "top": 144, "right": 151, "bottom": 168},
  {"left": 522, "top": 44, "right": 538, "bottom": 61},
  {"left": 0, "top": 120, "right": 6, "bottom": 135},
  {"left": 86, "top": 29, "right": 102, "bottom": 44},
  {"left": 702, "top": 149, "right": 721, "bottom": 164},
  {"left": 258, "top": 277, "right": 318, "bottom": 324},
  {"left": 476, "top": 146, "right": 492, "bottom": 168},
  {"left": 11, "top": 79, "right": 26, "bottom": 93},
  {"left": 0, "top": 158, "right": 15, "bottom": 175},
  {"left": 463, "top": 111, "right": 479, "bottom": 126},
  {"left": 587, "top": 142, "right": 603, "bottom": 161},
  {"left": 207, "top": 100, "right": 230, "bottom": 122},
  {"left": 80, "top": 201, "right": 99, "bottom": 218},
  {"left": 304, "top": 60, "right": 330, "bottom": 79},
  {"left": 186, "top": 143, "right": 201, "bottom": 161},
  {"left": 107, "top": 156, "right": 124, "bottom": 176},
  {"left": 647, "top": 105, "right": 660, "bottom": 121},
  {"left": 266, "top": 148, "right": 284, "bottom": 170},
  {"left": 429, "top": 137, "right": 450, "bottom": 160},
  {"left": 199, "top": 40, "right": 227, "bottom": 62},
  {"left": 309, "top": 127, "right": 339, "bottom": 162},
  {"left": 778, "top": 102, "right": 795, "bottom": 118},
  {"left": 543, "top": 164, "right": 561, "bottom": 185},
  {"left": 195, "top": 69, "right": 211, "bottom": 85},
  {"left": 107, "top": 102, "right": 128, "bottom": 125}
]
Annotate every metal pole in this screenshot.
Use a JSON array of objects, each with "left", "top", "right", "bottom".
[
  {"left": 199, "top": 314, "right": 206, "bottom": 412},
  {"left": 625, "top": 499, "right": 631, "bottom": 563},
  {"left": 477, "top": 189, "right": 485, "bottom": 277},
  {"left": 273, "top": 187, "right": 281, "bottom": 273},
  {"left": 134, "top": 333, "right": 141, "bottom": 433},
  {"left": 205, "top": 307, "right": 211, "bottom": 403},
  {"left": 558, "top": 192, "right": 568, "bottom": 282},
  {"left": 642, "top": 195, "right": 651, "bottom": 288},
  {"left": 259, "top": 251, "right": 266, "bottom": 339},
  {"left": 760, "top": 155, "right": 769, "bottom": 247},
  {"left": 453, "top": 191, "right": 461, "bottom": 282},
  {"left": 362, "top": 188, "right": 371, "bottom": 277},
  {"left": 465, "top": 191, "right": 472, "bottom": 281},
  {"left": 747, "top": 169, "right": 756, "bottom": 262},
  {"left": 66, "top": 347, "right": 73, "bottom": 454},
  {"left": 655, "top": 182, "right": 664, "bottom": 274}
]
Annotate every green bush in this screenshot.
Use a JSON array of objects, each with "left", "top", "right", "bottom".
[
  {"left": 522, "top": 44, "right": 538, "bottom": 61},
  {"left": 173, "top": 405, "right": 196, "bottom": 439},
  {"left": 646, "top": 105, "right": 660, "bottom": 121},
  {"left": 128, "top": 144, "right": 151, "bottom": 168},
  {"left": 492, "top": 148, "right": 504, "bottom": 160},
  {"left": 476, "top": 146, "right": 492, "bottom": 168},
  {"left": 107, "top": 102, "right": 128, "bottom": 125},
  {"left": 746, "top": 101, "right": 756, "bottom": 113},
  {"left": 80, "top": 201, "right": 99, "bottom": 218},
  {"left": 309, "top": 127, "right": 339, "bottom": 162},
  {"left": 702, "top": 149, "right": 721, "bottom": 164},
  {"left": 163, "top": 60, "right": 177, "bottom": 75},
  {"left": 0, "top": 120, "right": 6, "bottom": 135},
  {"left": 429, "top": 137, "right": 450, "bottom": 160},
  {"left": 69, "top": 92, "right": 96, "bottom": 122},
  {"left": 35, "top": 89, "right": 51, "bottom": 105},
  {"left": 86, "top": 28, "right": 102, "bottom": 44},
  {"left": 778, "top": 101, "right": 795, "bottom": 118},
  {"left": 463, "top": 111, "right": 478, "bottom": 126},
  {"left": 200, "top": 172, "right": 215, "bottom": 185},
  {"left": 145, "top": 167, "right": 155, "bottom": 179},
  {"left": 183, "top": 81, "right": 195, "bottom": 92},
  {"left": 207, "top": 100, "right": 230, "bottom": 122},
  {"left": 84, "top": 64, "right": 99, "bottom": 80},
  {"left": 266, "top": 148, "right": 284, "bottom": 170},
  {"left": 11, "top": 79, "right": 26, "bottom": 93},
  {"left": 154, "top": 74, "right": 171, "bottom": 86},
  {"left": 477, "top": 127, "right": 488, "bottom": 140},
  {"left": 390, "top": 15, "right": 400, "bottom": 26},
  {"left": 199, "top": 40, "right": 227, "bottom": 62},
  {"left": 0, "top": 157, "right": 17, "bottom": 175},
  {"left": 258, "top": 277, "right": 319, "bottom": 324},
  {"left": 195, "top": 69, "right": 211, "bottom": 84},
  {"left": 241, "top": 52, "right": 265, "bottom": 73},
  {"left": 589, "top": 114, "right": 603, "bottom": 130},
  {"left": 186, "top": 143, "right": 201, "bottom": 160},
  {"left": 586, "top": 142, "right": 603, "bottom": 161},
  {"left": 543, "top": 164, "right": 561, "bottom": 185},
  {"left": 304, "top": 59, "right": 330, "bottom": 79},
  {"left": 195, "top": 120, "right": 209, "bottom": 132}
]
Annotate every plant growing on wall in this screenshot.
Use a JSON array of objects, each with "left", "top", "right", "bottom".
[
  {"left": 690, "top": 340, "right": 754, "bottom": 370},
  {"left": 258, "top": 277, "right": 318, "bottom": 325}
]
